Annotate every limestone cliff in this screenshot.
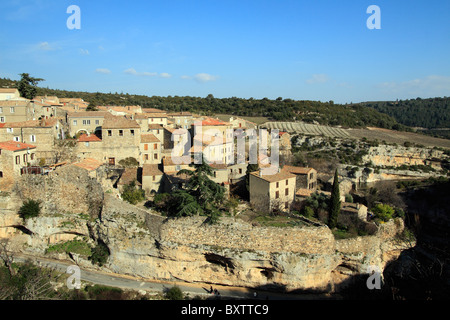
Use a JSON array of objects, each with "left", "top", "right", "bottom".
[{"left": 0, "top": 165, "right": 409, "bottom": 293}]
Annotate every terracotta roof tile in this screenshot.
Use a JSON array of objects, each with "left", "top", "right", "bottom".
[
  {"left": 140, "top": 133, "right": 160, "bottom": 143},
  {"left": 77, "top": 134, "right": 102, "bottom": 142},
  {"left": 102, "top": 116, "right": 140, "bottom": 129},
  {"left": 0, "top": 141, "right": 36, "bottom": 152},
  {"left": 142, "top": 164, "right": 163, "bottom": 176},
  {"left": 282, "top": 165, "right": 315, "bottom": 175},
  {"left": 250, "top": 170, "right": 296, "bottom": 183}
]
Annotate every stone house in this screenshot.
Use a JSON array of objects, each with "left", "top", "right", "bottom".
[
  {"left": 0, "top": 118, "right": 63, "bottom": 162},
  {"left": 228, "top": 116, "right": 257, "bottom": 130},
  {"left": 145, "top": 113, "right": 168, "bottom": 126},
  {"left": 228, "top": 162, "right": 248, "bottom": 183},
  {"left": 249, "top": 169, "right": 297, "bottom": 213},
  {"left": 140, "top": 133, "right": 161, "bottom": 165},
  {"left": 162, "top": 155, "right": 193, "bottom": 174},
  {"left": 340, "top": 202, "right": 368, "bottom": 222},
  {"left": 0, "top": 100, "right": 32, "bottom": 123},
  {"left": 0, "top": 141, "right": 37, "bottom": 190},
  {"left": 282, "top": 165, "right": 318, "bottom": 191},
  {"left": 147, "top": 124, "right": 164, "bottom": 146},
  {"left": 168, "top": 111, "right": 193, "bottom": 129},
  {"left": 101, "top": 116, "right": 141, "bottom": 166},
  {"left": 142, "top": 164, "right": 164, "bottom": 195},
  {"left": 76, "top": 133, "right": 103, "bottom": 160},
  {"left": 0, "top": 88, "right": 21, "bottom": 101},
  {"left": 67, "top": 111, "right": 111, "bottom": 137},
  {"left": 191, "top": 133, "right": 234, "bottom": 165}
]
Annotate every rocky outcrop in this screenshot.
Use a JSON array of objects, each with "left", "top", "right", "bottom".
[{"left": 0, "top": 165, "right": 409, "bottom": 293}]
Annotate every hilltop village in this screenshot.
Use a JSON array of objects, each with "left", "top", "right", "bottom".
[{"left": 0, "top": 88, "right": 360, "bottom": 218}]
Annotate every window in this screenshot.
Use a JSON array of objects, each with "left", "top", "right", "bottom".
[
  {"left": 152, "top": 175, "right": 156, "bottom": 181},
  {"left": 144, "top": 154, "right": 149, "bottom": 160},
  {"left": 23, "top": 154, "right": 27, "bottom": 163},
  {"left": 285, "top": 188, "right": 289, "bottom": 196},
  {"left": 30, "top": 153, "right": 35, "bottom": 160},
  {"left": 130, "top": 130, "right": 135, "bottom": 136},
  {"left": 15, "top": 155, "right": 20, "bottom": 165},
  {"left": 310, "top": 173, "right": 314, "bottom": 180},
  {"left": 275, "top": 191, "right": 279, "bottom": 199},
  {"left": 175, "top": 165, "right": 181, "bottom": 171},
  {"left": 108, "top": 130, "right": 112, "bottom": 136},
  {"left": 108, "top": 158, "right": 115, "bottom": 165},
  {"left": 239, "top": 168, "right": 242, "bottom": 174},
  {"left": 13, "top": 136, "right": 20, "bottom": 142},
  {"left": 153, "top": 153, "right": 158, "bottom": 160},
  {"left": 82, "top": 120, "right": 90, "bottom": 125},
  {"left": 30, "top": 135, "right": 36, "bottom": 142},
  {"left": 286, "top": 179, "right": 289, "bottom": 185},
  {"left": 73, "top": 120, "right": 77, "bottom": 126},
  {"left": 95, "top": 120, "right": 100, "bottom": 125},
  {"left": 0, "top": 107, "right": 2, "bottom": 113},
  {"left": 10, "top": 107, "right": 15, "bottom": 113},
  {"left": 0, "top": 117, "right": 5, "bottom": 123},
  {"left": 7, "top": 128, "right": 13, "bottom": 133},
  {"left": 285, "top": 202, "right": 289, "bottom": 209},
  {"left": 144, "top": 144, "right": 148, "bottom": 151},
  {"left": 119, "top": 130, "right": 123, "bottom": 136},
  {"left": 0, "top": 171, "right": 2, "bottom": 178},
  {"left": 276, "top": 182, "right": 279, "bottom": 188},
  {"left": 153, "top": 143, "right": 157, "bottom": 150},
  {"left": 85, "top": 142, "right": 90, "bottom": 147}
]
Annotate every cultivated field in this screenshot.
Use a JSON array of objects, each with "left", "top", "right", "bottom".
[{"left": 259, "top": 121, "right": 450, "bottom": 149}]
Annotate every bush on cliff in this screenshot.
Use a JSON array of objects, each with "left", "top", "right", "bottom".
[{"left": 18, "top": 199, "right": 41, "bottom": 220}]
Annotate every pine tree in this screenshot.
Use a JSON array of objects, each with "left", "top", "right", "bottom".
[{"left": 328, "top": 169, "right": 341, "bottom": 229}]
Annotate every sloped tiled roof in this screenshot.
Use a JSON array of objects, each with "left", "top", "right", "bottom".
[
  {"left": 77, "top": 134, "right": 102, "bottom": 142},
  {"left": 102, "top": 116, "right": 140, "bottom": 129},
  {"left": 142, "top": 164, "right": 163, "bottom": 176},
  {"left": 250, "top": 170, "right": 296, "bottom": 183},
  {"left": 0, "top": 141, "right": 36, "bottom": 152},
  {"left": 140, "top": 133, "right": 160, "bottom": 143}
]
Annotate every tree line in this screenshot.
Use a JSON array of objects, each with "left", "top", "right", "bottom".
[
  {"left": 1, "top": 75, "right": 409, "bottom": 130},
  {"left": 356, "top": 97, "right": 450, "bottom": 129}
]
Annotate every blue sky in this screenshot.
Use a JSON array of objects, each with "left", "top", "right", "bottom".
[{"left": 0, "top": 0, "right": 449, "bottom": 103}]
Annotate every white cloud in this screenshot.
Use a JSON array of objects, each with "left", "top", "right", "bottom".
[
  {"left": 194, "top": 73, "right": 219, "bottom": 83},
  {"left": 124, "top": 68, "right": 157, "bottom": 77},
  {"left": 180, "top": 75, "right": 192, "bottom": 80},
  {"left": 306, "top": 74, "right": 330, "bottom": 84},
  {"left": 159, "top": 73, "right": 172, "bottom": 79},
  {"left": 37, "top": 41, "right": 55, "bottom": 51},
  {"left": 79, "top": 48, "right": 90, "bottom": 55},
  {"left": 377, "top": 75, "right": 450, "bottom": 97},
  {"left": 95, "top": 68, "right": 111, "bottom": 74}
]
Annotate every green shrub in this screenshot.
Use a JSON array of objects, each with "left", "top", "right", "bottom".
[
  {"left": 89, "top": 241, "right": 110, "bottom": 266},
  {"left": 18, "top": 199, "right": 41, "bottom": 220},
  {"left": 165, "top": 286, "right": 184, "bottom": 300},
  {"left": 121, "top": 180, "right": 145, "bottom": 205},
  {"left": 371, "top": 203, "right": 395, "bottom": 222}
]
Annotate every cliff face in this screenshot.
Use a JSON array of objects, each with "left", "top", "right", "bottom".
[{"left": 0, "top": 165, "right": 408, "bottom": 292}]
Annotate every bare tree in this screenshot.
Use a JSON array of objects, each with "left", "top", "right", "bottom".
[{"left": 0, "top": 239, "right": 15, "bottom": 276}]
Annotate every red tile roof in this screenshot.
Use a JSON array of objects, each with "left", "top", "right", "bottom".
[
  {"left": 0, "top": 141, "right": 36, "bottom": 152},
  {"left": 78, "top": 134, "right": 102, "bottom": 142},
  {"left": 197, "top": 118, "right": 228, "bottom": 126}
]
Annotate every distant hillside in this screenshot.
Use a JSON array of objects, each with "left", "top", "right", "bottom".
[
  {"left": 357, "top": 97, "right": 450, "bottom": 129},
  {"left": 1, "top": 76, "right": 406, "bottom": 130}
]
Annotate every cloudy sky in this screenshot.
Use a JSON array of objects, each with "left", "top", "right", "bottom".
[{"left": 0, "top": 0, "right": 449, "bottom": 103}]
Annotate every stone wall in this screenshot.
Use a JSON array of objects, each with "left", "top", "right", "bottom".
[{"left": 1, "top": 167, "right": 409, "bottom": 293}]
